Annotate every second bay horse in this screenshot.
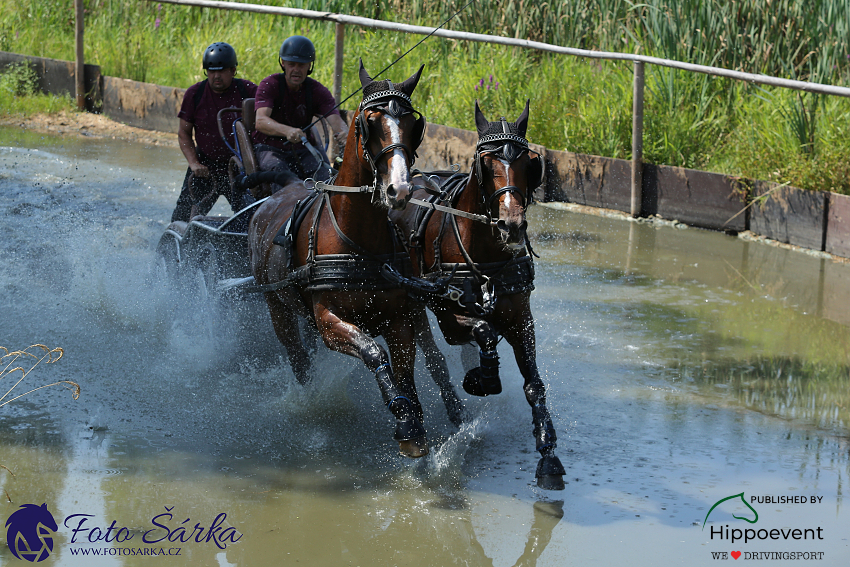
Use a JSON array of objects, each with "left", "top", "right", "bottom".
[{"left": 389, "top": 101, "right": 566, "bottom": 489}]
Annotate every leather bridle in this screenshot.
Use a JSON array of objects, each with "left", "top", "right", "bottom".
[
  {"left": 473, "top": 119, "right": 536, "bottom": 223},
  {"left": 355, "top": 87, "right": 426, "bottom": 177}
]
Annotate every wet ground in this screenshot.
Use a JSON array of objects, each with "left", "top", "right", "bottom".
[{"left": 1, "top": 126, "right": 849, "bottom": 566}]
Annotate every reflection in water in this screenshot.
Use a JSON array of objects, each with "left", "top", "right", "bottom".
[
  {"left": 530, "top": 203, "right": 850, "bottom": 438},
  {"left": 516, "top": 501, "right": 565, "bottom": 567},
  {"left": 672, "top": 355, "right": 850, "bottom": 433},
  {"left": 54, "top": 429, "right": 120, "bottom": 567}
]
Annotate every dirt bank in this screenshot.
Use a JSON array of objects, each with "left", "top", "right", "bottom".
[{"left": 0, "top": 110, "right": 178, "bottom": 147}]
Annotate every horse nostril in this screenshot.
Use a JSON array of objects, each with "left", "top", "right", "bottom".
[
  {"left": 386, "top": 184, "right": 398, "bottom": 199},
  {"left": 496, "top": 220, "right": 510, "bottom": 234}
]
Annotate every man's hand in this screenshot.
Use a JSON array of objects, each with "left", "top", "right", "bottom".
[
  {"left": 256, "top": 107, "right": 307, "bottom": 143},
  {"left": 285, "top": 127, "right": 306, "bottom": 144},
  {"left": 189, "top": 163, "right": 210, "bottom": 178}
]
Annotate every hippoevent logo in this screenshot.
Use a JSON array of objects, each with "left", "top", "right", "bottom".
[
  {"left": 4, "top": 503, "right": 58, "bottom": 562},
  {"left": 703, "top": 491, "right": 826, "bottom": 561},
  {"left": 703, "top": 492, "right": 758, "bottom": 529}
]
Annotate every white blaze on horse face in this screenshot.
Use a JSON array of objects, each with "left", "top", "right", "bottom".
[
  {"left": 497, "top": 158, "right": 515, "bottom": 210},
  {"left": 385, "top": 115, "right": 409, "bottom": 187},
  {"left": 494, "top": 157, "right": 526, "bottom": 250}
]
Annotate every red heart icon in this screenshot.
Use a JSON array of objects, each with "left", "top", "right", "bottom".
[{"left": 731, "top": 551, "right": 741, "bottom": 560}]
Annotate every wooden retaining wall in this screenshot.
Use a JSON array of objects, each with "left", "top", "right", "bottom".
[{"left": 2, "top": 50, "right": 847, "bottom": 260}]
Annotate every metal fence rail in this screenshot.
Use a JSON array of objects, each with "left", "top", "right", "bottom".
[{"left": 151, "top": 0, "right": 850, "bottom": 216}]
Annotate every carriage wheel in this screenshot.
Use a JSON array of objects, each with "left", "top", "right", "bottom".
[
  {"left": 195, "top": 244, "right": 222, "bottom": 304},
  {"left": 153, "top": 232, "right": 181, "bottom": 286},
  {"left": 188, "top": 244, "right": 233, "bottom": 334}
]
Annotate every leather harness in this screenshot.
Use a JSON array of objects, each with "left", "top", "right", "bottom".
[{"left": 251, "top": 87, "right": 420, "bottom": 295}]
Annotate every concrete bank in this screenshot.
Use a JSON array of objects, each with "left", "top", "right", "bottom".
[{"left": 3, "top": 50, "right": 849, "bottom": 260}]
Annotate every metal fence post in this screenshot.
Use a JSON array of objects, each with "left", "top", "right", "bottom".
[
  {"left": 75, "top": 0, "right": 85, "bottom": 110},
  {"left": 331, "top": 22, "right": 345, "bottom": 158},
  {"left": 631, "top": 60, "right": 645, "bottom": 218},
  {"left": 333, "top": 23, "right": 345, "bottom": 104}
]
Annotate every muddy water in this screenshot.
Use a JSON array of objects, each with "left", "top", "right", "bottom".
[{"left": 1, "top": 127, "right": 849, "bottom": 566}]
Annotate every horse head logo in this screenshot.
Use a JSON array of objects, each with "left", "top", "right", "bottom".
[
  {"left": 702, "top": 492, "right": 759, "bottom": 530},
  {"left": 5, "top": 503, "right": 58, "bottom": 562}
]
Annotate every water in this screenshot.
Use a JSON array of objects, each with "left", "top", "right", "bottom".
[{"left": 1, "top": 127, "right": 849, "bottom": 565}]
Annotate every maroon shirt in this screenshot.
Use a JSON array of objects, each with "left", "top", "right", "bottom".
[
  {"left": 252, "top": 74, "right": 338, "bottom": 151},
  {"left": 178, "top": 78, "right": 258, "bottom": 163}
]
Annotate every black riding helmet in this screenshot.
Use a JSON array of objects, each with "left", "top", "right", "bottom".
[
  {"left": 203, "top": 42, "right": 238, "bottom": 71},
  {"left": 279, "top": 35, "right": 315, "bottom": 75}
]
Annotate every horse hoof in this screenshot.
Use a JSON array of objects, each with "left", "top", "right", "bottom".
[
  {"left": 537, "top": 474, "right": 565, "bottom": 490},
  {"left": 398, "top": 437, "right": 429, "bottom": 458},
  {"left": 535, "top": 454, "right": 566, "bottom": 490},
  {"left": 462, "top": 367, "right": 502, "bottom": 397}
]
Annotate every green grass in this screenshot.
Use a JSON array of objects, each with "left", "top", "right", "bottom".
[
  {"left": 3, "top": 0, "right": 850, "bottom": 193},
  {"left": 0, "top": 61, "right": 76, "bottom": 117}
]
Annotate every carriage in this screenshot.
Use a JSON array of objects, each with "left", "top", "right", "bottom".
[{"left": 154, "top": 97, "right": 332, "bottom": 300}]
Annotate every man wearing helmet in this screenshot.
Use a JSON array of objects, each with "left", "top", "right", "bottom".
[
  {"left": 171, "top": 42, "right": 258, "bottom": 222},
  {"left": 253, "top": 35, "right": 349, "bottom": 188}
]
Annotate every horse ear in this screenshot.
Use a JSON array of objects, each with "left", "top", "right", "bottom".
[
  {"left": 515, "top": 99, "right": 530, "bottom": 138},
  {"left": 359, "top": 58, "right": 373, "bottom": 87},
  {"left": 398, "top": 64, "right": 425, "bottom": 96},
  {"left": 474, "top": 100, "right": 489, "bottom": 137}
]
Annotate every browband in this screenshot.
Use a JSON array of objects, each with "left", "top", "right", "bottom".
[
  {"left": 360, "top": 89, "right": 414, "bottom": 110},
  {"left": 476, "top": 132, "right": 529, "bottom": 150}
]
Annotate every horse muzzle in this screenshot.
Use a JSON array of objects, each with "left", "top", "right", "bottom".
[
  {"left": 386, "top": 182, "right": 413, "bottom": 210},
  {"left": 496, "top": 218, "right": 528, "bottom": 250}
]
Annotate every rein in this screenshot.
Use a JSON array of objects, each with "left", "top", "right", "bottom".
[{"left": 409, "top": 195, "right": 490, "bottom": 225}]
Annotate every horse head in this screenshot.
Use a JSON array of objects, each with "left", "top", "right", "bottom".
[
  {"left": 352, "top": 60, "right": 426, "bottom": 211},
  {"left": 473, "top": 100, "right": 543, "bottom": 251}
]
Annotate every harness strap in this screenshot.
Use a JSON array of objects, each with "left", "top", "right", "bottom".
[
  {"left": 450, "top": 211, "right": 487, "bottom": 283},
  {"left": 322, "top": 192, "right": 376, "bottom": 258},
  {"left": 312, "top": 180, "right": 374, "bottom": 194},
  {"left": 408, "top": 197, "right": 490, "bottom": 224}
]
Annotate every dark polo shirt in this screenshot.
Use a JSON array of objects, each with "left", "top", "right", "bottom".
[
  {"left": 252, "top": 74, "right": 338, "bottom": 151},
  {"left": 178, "top": 78, "right": 258, "bottom": 164}
]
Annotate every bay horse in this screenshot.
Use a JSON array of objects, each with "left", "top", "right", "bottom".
[
  {"left": 389, "top": 101, "right": 566, "bottom": 489},
  {"left": 248, "top": 61, "right": 433, "bottom": 458}
]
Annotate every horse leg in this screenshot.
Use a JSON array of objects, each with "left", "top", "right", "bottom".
[
  {"left": 508, "top": 313, "right": 565, "bottom": 490},
  {"left": 384, "top": 319, "right": 430, "bottom": 457},
  {"left": 264, "top": 293, "right": 312, "bottom": 385},
  {"left": 316, "top": 308, "right": 428, "bottom": 458},
  {"left": 412, "top": 307, "right": 465, "bottom": 427},
  {"left": 461, "top": 320, "right": 503, "bottom": 397}
]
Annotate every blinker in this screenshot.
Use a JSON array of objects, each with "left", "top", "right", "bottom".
[{"left": 503, "top": 142, "right": 521, "bottom": 163}]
